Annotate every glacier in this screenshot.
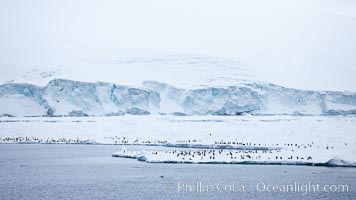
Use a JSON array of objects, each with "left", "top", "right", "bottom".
[{"left": 0, "top": 79, "right": 356, "bottom": 117}]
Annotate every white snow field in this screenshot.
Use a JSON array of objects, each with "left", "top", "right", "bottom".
[
  {"left": 1, "top": 115, "right": 356, "bottom": 166},
  {"left": 1, "top": 0, "right": 356, "bottom": 92}
]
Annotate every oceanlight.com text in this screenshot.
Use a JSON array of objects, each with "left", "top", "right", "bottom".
[{"left": 176, "top": 181, "right": 349, "bottom": 194}]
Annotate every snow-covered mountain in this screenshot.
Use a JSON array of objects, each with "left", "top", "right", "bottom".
[
  {"left": 1, "top": 79, "right": 355, "bottom": 117},
  {"left": 1, "top": 0, "right": 356, "bottom": 92}
]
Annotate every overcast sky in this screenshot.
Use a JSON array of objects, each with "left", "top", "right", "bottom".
[{"left": 0, "top": 0, "right": 356, "bottom": 91}]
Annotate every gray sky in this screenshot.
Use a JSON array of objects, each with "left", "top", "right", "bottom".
[{"left": 1, "top": 0, "right": 356, "bottom": 91}]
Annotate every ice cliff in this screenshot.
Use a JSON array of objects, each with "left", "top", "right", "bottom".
[{"left": 0, "top": 79, "right": 355, "bottom": 117}]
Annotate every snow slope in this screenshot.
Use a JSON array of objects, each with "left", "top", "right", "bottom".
[
  {"left": 1, "top": 0, "right": 356, "bottom": 91},
  {"left": 1, "top": 79, "right": 356, "bottom": 117}
]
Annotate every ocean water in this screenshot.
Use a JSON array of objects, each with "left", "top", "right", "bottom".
[{"left": 0, "top": 144, "right": 355, "bottom": 200}]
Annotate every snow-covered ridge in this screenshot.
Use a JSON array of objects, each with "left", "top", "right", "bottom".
[{"left": 0, "top": 79, "right": 356, "bottom": 117}]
